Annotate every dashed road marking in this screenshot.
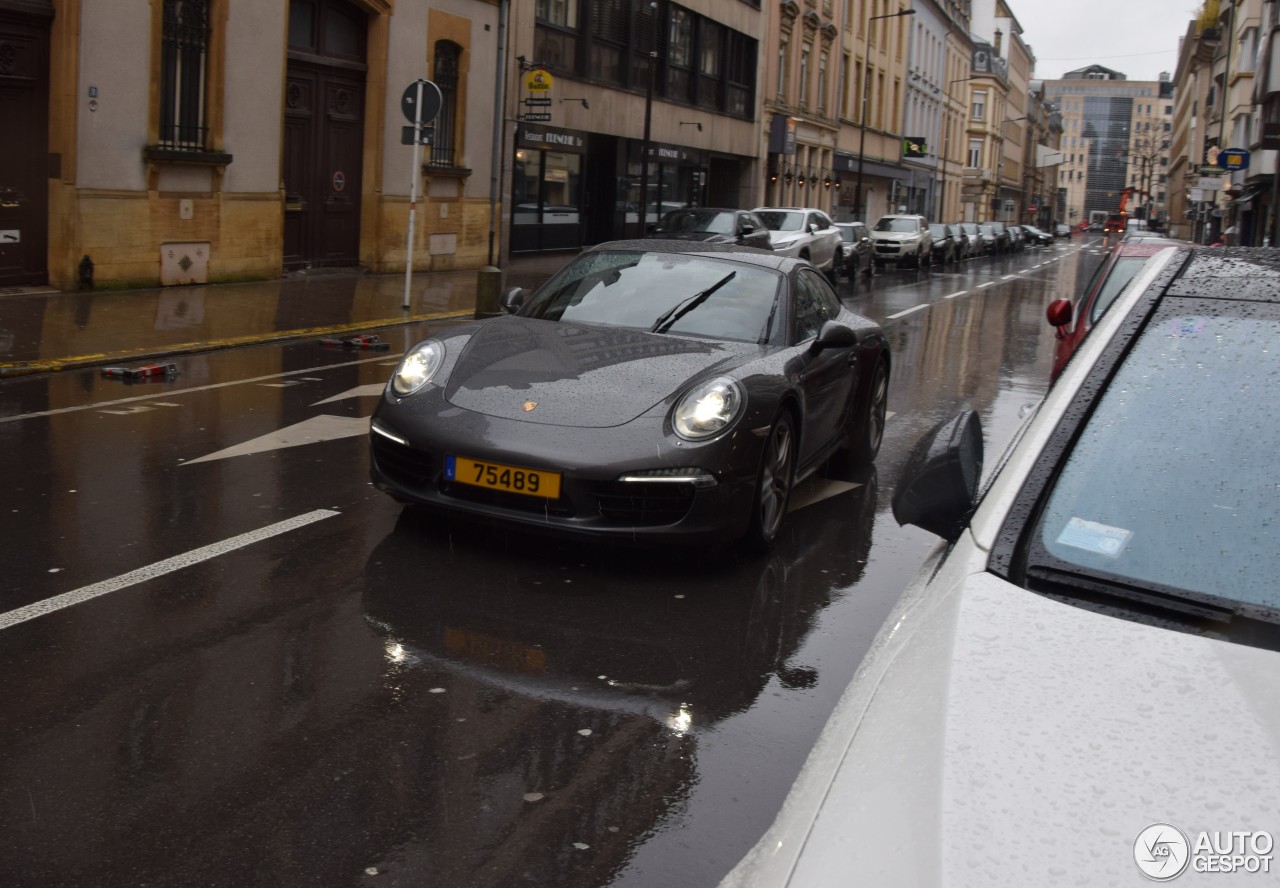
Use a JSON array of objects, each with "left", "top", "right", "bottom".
[{"left": 0, "top": 509, "right": 341, "bottom": 631}]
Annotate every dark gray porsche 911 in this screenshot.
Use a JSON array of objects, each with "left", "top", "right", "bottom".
[{"left": 369, "top": 240, "right": 890, "bottom": 549}]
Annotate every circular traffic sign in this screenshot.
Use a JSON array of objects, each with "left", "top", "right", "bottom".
[{"left": 401, "top": 79, "right": 443, "bottom": 125}]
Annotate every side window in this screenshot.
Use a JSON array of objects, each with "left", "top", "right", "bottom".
[
  {"left": 811, "top": 213, "right": 829, "bottom": 230},
  {"left": 160, "top": 0, "right": 211, "bottom": 149},
  {"left": 794, "top": 269, "right": 840, "bottom": 342}
]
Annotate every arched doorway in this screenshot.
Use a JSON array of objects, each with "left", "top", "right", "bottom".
[{"left": 283, "top": 0, "right": 367, "bottom": 270}]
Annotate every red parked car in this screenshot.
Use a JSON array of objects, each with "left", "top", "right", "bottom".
[{"left": 1045, "top": 237, "right": 1181, "bottom": 380}]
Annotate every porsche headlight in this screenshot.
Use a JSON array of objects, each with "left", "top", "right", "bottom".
[
  {"left": 673, "top": 377, "right": 744, "bottom": 440},
  {"left": 391, "top": 340, "right": 445, "bottom": 396}
]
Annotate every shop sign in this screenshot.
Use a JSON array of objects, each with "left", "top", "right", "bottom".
[
  {"left": 518, "top": 124, "right": 586, "bottom": 153},
  {"left": 524, "top": 68, "right": 554, "bottom": 92}
]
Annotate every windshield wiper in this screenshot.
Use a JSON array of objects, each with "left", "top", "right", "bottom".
[
  {"left": 759, "top": 293, "right": 780, "bottom": 344},
  {"left": 650, "top": 271, "right": 736, "bottom": 333},
  {"left": 1024, "top": 564, "right": 1280, "bottom": 624}
]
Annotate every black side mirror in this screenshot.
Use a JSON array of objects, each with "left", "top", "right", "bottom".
[
  {"left": 810, "top": 320, "right": 857, "bottom": 353},
  {"left": 892, "top": 411, "right": 984, "bottom": 542},
  {"left": 502, "top": 287, "right": 526, "bottom": 313}
]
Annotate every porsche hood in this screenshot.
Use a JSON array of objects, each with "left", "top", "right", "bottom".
[{"left": 442, "top": 316, "right": 749, "bottom": 427}]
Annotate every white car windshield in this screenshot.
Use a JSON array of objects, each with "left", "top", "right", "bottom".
[
  {"left": 757, "top": 211, "right": 805, "bottom": 232},
  {"left": 874, "top": 218, "right": 918, "bottom": 233},
  {"left": 659, "top": 210, "right": 736, "bottom": 235},
  {"left": 1032, "top": 297, "right": 1280, "bottom": 609}
]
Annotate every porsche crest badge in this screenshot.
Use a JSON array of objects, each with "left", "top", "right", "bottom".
[{"left": 522, "top": 401, "right": 538, "bottom": 412}]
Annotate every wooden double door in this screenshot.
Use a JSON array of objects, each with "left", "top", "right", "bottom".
[
  {"left": 0, "top": 8, "right": 51, "bottom": 287},
  {"left": 283, "top": 60, "right": 366, "bottom": 270}
]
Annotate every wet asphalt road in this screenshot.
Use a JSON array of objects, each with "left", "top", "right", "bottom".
[{"left": 0, "top": 239, "right": 1105, "bottom": 887}]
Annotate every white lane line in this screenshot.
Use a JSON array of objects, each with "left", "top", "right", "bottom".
[
  {"left": 944, "top": 290, "right": 967, "bottom": 299},
  {"left": 0, "top": 356, "right": 396, "bottom": 425},
  {"left": 886, "top": 304, "right": 929, "bottom": 319},
  {"left": 0, "top": 509, "right": 341, "bottom": 631},
  {"left": 977, "top": 281, "right": 997, "bottom": 289},
  {"left": 1003, "top": 274, "right": 1019, "bottom": 280}
]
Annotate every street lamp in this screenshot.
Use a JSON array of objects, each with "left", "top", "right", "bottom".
[
  {"left": 855, "top": 6, "right": 915, "bottom": 220},
  {"left": 937, "top": 76, "right": 974, "bottom": 224}
]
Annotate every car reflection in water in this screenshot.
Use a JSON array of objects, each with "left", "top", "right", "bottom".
[{"left": 360, "top": 467, "right": 878, "bottom": 882}]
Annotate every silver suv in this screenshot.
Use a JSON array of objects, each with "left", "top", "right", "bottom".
[{"left": 871, "top": 214, "right": 932, "bottom": 269}]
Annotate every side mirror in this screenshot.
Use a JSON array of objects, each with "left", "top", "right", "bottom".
[
  {"left": 1045, "top": 298, "right": 1072, "bottom": 329},
  {"left": 502, "top": 287, "right": 526, "bottom": 313},
  {"left": 892, "top": 411, "right": 984, "bottom": 542},
  {"left": 808, "top": 223, "right": 820, "bottom": 234},
  {"left": 810, "top": 320, "right": 857, "bottom": 353}
]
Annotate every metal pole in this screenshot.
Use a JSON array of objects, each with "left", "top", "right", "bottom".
[
  {"left": 855, "top": 38, "right": 871, "bottom": 220},
  {"left": 486, "top": 0, "right": 509, "bottom": 266},
  {"left": 856, "top": 9, "right": 915, "bottom": 220},
  {"left": 403, "top": 80, "right": 424, "bottom": 311}
]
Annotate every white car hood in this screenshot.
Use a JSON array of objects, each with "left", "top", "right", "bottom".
[
  {"left": 872, "top": 231, "right": 918, "bottom": 242},
  {"left": 721, "top": 544, "right": 1280, "bottom": 886}
]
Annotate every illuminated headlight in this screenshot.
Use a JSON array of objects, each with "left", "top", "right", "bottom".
[
  {"left": 391, "top": 341, "right": 445, "bottom": 396},
  {"left": 672, "top": 377, "right": 744, "bottom": 440}
]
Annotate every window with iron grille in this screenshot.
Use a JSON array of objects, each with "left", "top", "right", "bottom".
[
  {"left": 430, "top": 42, "right": 460, "bottom": 168},
  {"left": 160, "top": 0, "right": 210, "bottom": 150}
]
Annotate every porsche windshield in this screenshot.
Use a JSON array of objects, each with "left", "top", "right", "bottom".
[
  {"left": 1030, "top": 297, "right": 1280, "bottom": 611},
  {"left": 520, "top": 251, "right": 784, "bottom": 343}
]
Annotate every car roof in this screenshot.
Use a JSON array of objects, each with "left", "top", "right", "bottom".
[
  {"left": 580, "top": 238, "right": 798, "bottom": 271},
  {"left": 1166, "top": 246, "right": 1280, "bottom": 303},
  {"left": 752, "top": 206, "right": 830, "bottom": 213}
]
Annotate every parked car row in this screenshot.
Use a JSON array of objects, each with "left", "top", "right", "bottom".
[{"left": 639, "top": 205, "right": 1071, "bottom": 279}]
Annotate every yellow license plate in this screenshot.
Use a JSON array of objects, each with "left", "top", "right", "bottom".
[{"left": 446, "top": 455, "right": 562, "bottom": 499}]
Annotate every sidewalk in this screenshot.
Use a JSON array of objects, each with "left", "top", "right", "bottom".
[{"left": 0, "top": 265, "right": 555, "bottom": 379}]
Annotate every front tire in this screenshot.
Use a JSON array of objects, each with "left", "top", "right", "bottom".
[
  {"left": 850, "top": 358, "right": 889, "bottom": 463},
  {"left": 745, "top": 412, "right": 797, "bottom": 551}
]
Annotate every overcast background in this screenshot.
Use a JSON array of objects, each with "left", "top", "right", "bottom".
[{"left": 1014, "top": 1, "right": 1205, "bottom": 83}]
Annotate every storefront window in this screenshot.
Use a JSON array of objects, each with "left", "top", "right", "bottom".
[{"left": 511, "top": 148, "right": 582, "bottom": 252}]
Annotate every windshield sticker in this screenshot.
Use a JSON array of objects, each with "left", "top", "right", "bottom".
[
  {"left": 1057, "top": 517, "right": 1133, "bottom": 558},
  {"left": 1169, "top": 316, "right": 1207, "bottom": 337}
]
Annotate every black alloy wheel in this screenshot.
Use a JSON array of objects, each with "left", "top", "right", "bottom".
[
  {"left": 851, "top": 359, "right": 889, "bottom": 462},
  {"left": 746, "top": 412, "right": 797, "bottom": 551}
]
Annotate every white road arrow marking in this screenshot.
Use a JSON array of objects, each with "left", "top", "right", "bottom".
[
  {"left": 183, "top": 415, "right": 369, "bottom": 464},
  {"left": 311, "top": 384, "right": 386, "bottom": 405}
]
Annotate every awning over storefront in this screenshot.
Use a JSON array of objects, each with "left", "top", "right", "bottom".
[
  {"left": 832, "top": 153, "right": 907, "bottom": 180},
  {"left": 1230, "top": 185, "right": 1269, "bottom": 206}
]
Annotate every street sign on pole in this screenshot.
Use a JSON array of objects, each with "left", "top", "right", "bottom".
[
  {"left": 401, "top": 80, "right": 443, "bottom": 126},
  {"left": 1219, "top": 148, "right": 1251, "bottom": 172},
  {"left": 1197, "top": 177, "right": 1224, "bottom": 191},
  {"left": 401, "top": 125, "right": 434, "bottom": 146}
]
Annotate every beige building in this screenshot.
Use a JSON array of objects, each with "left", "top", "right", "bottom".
[
  {"left": 829, "top": 0, "right": 915, "bottom": 222},
  {"left": 3, "top": 0, "right": 510, "bottom": 291},
  {"left": 1045, "top": 67, "right": 1170, "bottom": 230}
]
